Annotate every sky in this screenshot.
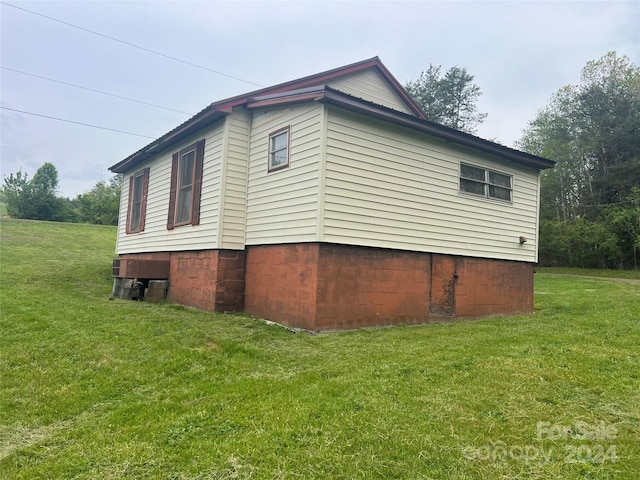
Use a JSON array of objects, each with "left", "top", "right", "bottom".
[{"left": 1, "top": 1, "right": 639, "bottom": 199}]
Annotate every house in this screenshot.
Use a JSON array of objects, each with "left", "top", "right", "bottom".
[{"left": 109, "top": 57, "right": 555, "bottom": 331}]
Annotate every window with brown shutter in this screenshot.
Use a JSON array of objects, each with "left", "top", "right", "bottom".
[
  {"left": 126, "top": 167, "right": 149, "bottom": 234},
  {"left": 167, "top": 139, "right": 205, "bottom": 229}
]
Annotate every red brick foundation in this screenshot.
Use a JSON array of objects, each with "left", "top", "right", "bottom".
[
  {"left": 244, "top": 244, "right": 320, "bottom": 330},
  {"left": 116, "top": 249, "right": 246, "bottom": 312},
  {"left": 454, "top": 256, "right": 534, "bottom": 317},
  {"left": 244, "top": 243, "right": 533, "bottom": 331},
  {"left": 314, "top": 245, "right": 431, "bottom": 330},
  {"left": 118, "top": 244, "right": 533, "bottom": 330}
]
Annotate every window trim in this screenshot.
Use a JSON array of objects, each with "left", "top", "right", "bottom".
[
  {"left": 459, "top": 163, "right": 513, "bottom": 203},
  {"left": 175, "top": 147, "right": 197, "bottom": 226},
  {"left": 268, "top": 126, "right": 290, "bottom": 172},
  {"left": 167, "top": 139, "right": 205, "bottom": 229},
  {"left": 125, "top": 167, "right": 149, "bottom": 234}
]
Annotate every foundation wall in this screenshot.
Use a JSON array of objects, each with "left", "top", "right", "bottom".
[
  {"left": 213, "top": 250, "right": 247, "bottom": 311},
  {"left": 243, "top": 243, "right": 533, "bottom": 330},
  {"left": 168, "top": 250, "right": 220, "bottom": 311},
  {"left": 244, "top": 244, "right": 319, "bottom": 330},
  {"left": 454, "top": 257, "right": 534, "bottom": 317},
  {"left": 115, "top": 249, "right": 245, "bottom": 312},
  {"left": 116, "top": 244, "right": 534, "bottom": 330},
  {"left": 430, "top": 254, "right": 456, "bottom": 317},
  {"left": 315, "top": 244, "right": 431, "bottom": 330}
]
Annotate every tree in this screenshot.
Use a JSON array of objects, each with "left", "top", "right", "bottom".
[
  {"left": 518, "top": 86, "right": 587, "bottom": 221},
  {"left": 577, "top": 52, "right": 640, "bottom": 210},
  {"left": 76, "top": 176, "right": 121, "bottom": 225},
  {"left": 30, "top": 162, "right": 60, "bottom": 221},
  {"left": 2, "top": 169, "right": 34, "bottom": 219},
  {"left": 1, "top": 162, "right": 71, "bottom": 222},
  {"left": 405, "top": 64, "right": 487, "bottom": 134},
  {"left": 520, "top": 52, "right": 640, "bottom": 221},
  {"left": 518, "top": 52, "right": 640, "bottom": 269},
  {"left": 602, "top": 187, "right": 640, "bottom": 269}
]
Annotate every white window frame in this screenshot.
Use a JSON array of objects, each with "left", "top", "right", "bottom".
[
  {"left": 175, "top": 147, "right": 196, "bottom": 226},
  {"left": 459, "top": 163, "right": 513, "bottom": 202},
  {"left": 268, "top": 126, "right": 290, "bottom": 172}
]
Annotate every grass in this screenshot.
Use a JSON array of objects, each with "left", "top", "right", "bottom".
[
  {"left": 536, "top": 266, "right": 640, "bottom": 280},
  {"left": 1, "top": 218, "right": 639, "bottom": 479}
]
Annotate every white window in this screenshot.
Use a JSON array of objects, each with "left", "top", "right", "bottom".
[
  {"left": 460, "top": 163, "right": 512, "bottom": 202},
  {"left": 167, "top": 139, "right": 205, "bottom": 230},
  {"left": 268, "top": 127, "right": 290, "bottom": 172},
  {"left": 175, "top": 148, "right": 196, "bottom": 225},
  {"left": 126, "top": 168, "right": 149, "bottom": 234}
]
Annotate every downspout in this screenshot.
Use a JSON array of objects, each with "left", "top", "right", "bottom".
[{"left": 316, "top": 104, "right": 329, "bottom": 242}]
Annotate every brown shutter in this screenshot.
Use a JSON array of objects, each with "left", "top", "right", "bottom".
[
  {"left": 139, "top": 167, "right": 150, "bottom": 232},
  {"left": 167, "top": 153, "right": 179, "bottom": 230},
  {"left": 191, "top": 139, "right": 205, "bottom": 226},
  {"left": 125, "top": 175, "right": 134, "bottom": 234}
]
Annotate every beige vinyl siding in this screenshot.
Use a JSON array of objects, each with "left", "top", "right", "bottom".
[
  {"left": 322, "top": 107, "right": 540, "bottom": 262},
  {"left": 326, "top": 68, "right": 415, "bottom": 115},
  {"left": 115, "top": 123, "right": 225, "bottom": 254},
  {"left": 219, "top": 108, "right": 250, "bottom": 249},
  {"left": 245, "top": 104, "right": 323, "bottom": 244}
]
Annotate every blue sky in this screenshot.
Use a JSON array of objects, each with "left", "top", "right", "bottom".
[{"left": 1, "top": 0, "right": 638, "bottom": 198}]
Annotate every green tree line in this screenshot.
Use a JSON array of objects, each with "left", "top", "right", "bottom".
[
  {"left": 518, "top": 52, "right": 640, "bottom": 269},
  {"left": 1, "top": 162, "right": 121, "bottom": 226}
]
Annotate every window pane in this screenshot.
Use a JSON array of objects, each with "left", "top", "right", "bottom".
[
  {"left": 130, "top": 174, "right": 144, "bottom": 231},
  {"left": 130, "top": 203, "right": 141, "bottom": 231},
  {"left": 272, "top": 131, "right": 288, "bottom": 151},
  {"left": 133, "top": 175, "right": 144, "bottom": 203},
  {"left": 180, "top": 151, "right": 195, "bottom": 188},
  {"left": 489, "top": 185, "right": 511, "bottom": 201},
  {"left": 460, "top": 179, "right": 485, "bottom": 196},
  {"left": 489, "top": 171, "right": 511, "bottom": 188},
  {"left": 461, "top": 164, "right": 485, "bottom": 181},
  {"left": 272, "top": 149, "right": 288, "bottom": 167},
  {"left": 176, "top": 186, "right": 192, "bottom": 223},
  {"left": 175, "top": 150, "right": 195, "bottom": 224}
]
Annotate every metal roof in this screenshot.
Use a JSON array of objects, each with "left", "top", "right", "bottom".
[{"left": 109, "top": 58, "right": 554, "bottom": 173}]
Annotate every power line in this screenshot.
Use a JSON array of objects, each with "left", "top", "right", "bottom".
[
  {"left": 1, "top": 67, "right": 193, "bottom": 115},
  {"left": 1, "top": 106, "right": 157, "bottom": 139},
  {"left": 1, "top": 1, "right": 263, "bottom": 88}
]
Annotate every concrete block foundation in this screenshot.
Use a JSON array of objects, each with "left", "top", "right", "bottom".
[
  {"left": 114, "top": 249, "right": 246, "bottom": 312},
  {"left": 244, "top": 243, "right": 534, "bottom": 331},
  {"left": 114, "top": 243, "right": 534, "bottom": 330}
]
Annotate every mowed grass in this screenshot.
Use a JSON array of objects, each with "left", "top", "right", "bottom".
[
  {"left": 536, "top": 266, "right": 640, "bottom": 280},
  {"left": 1, "top": 219, "right": 638, "bottom": 479}
]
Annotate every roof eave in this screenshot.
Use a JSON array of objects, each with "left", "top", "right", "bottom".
[
  {"left": 318, "top": 89, "right": 555, "bottom": 170},
  {"left": 109, "top": 57, "right": 429, "bottom": 174},
  {"left": 109, "top": 107, "right": 228, "bottom": 173},
  {"left": 110, "top": 58, "right": 552, "bottom": 174}
]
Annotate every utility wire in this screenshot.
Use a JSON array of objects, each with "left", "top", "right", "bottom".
[
  {"left": 1, "top": 106, "right": 157, "bottom": 139},
  {"left": 1, "top": 67, "right": 193, "bottom": 115},
  {"left": 1, "top": 1, "right": 263, "bottom": 87}
]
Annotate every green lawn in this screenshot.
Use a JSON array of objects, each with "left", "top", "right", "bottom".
[
  {"left": 537, "top": 266, "right": 640, "bottom": 280},
  {"left": 1, "top": 219, "right": 638, "bottom": 479}
]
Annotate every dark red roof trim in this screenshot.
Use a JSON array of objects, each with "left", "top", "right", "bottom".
[
  {"left": 110, "top": 58, "right": 554, "bottom": 174},
  {"left": 241, "top": 85, "right": 554, "bottom": 170},
  {"left": 110, "top": 57, "right": 426, "bottom": 173},
  {"left": 317, "top": 88, "right": 555, "bottom": 170}
]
